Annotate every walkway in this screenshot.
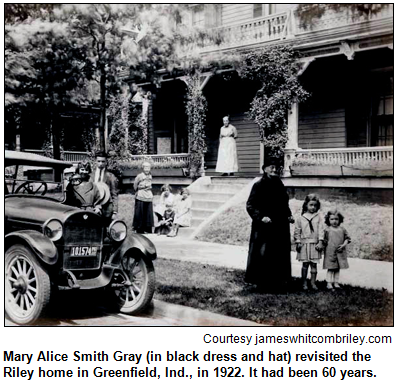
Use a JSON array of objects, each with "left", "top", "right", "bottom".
[{"left": 146, "top": 235, "right": 394, "bottom": 293}]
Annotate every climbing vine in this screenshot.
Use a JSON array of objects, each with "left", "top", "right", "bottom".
[
  {"left": 239, "top": 45, "right": 309, "bottom": 159},
  {"left": 107, "top": 92, "right": 148, "bottom": 158},
  {"left": 185, "top": 73, "right": 208, "bottom": 178}
]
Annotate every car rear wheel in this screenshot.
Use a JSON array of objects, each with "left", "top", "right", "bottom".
[
  {"left": 111, "top": 252, "right": 155, "bottom": 315},
  {"left": 5, "top": 245, "right": 51, "bottom": 325}
]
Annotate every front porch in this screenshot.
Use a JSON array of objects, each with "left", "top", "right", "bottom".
[
  {"left": 25, "top": 144, "right": 393, "bottom": 182},
  {"left": 285, "top": 146, "right": 393, "bottom": 177}
]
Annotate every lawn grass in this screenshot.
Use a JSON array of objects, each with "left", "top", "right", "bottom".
[
  {"left": 195, "top": 198, "right": 393, "bottom": 262},
  {"left": 118, "top": 193, "right": 393, "bottom": 261},
  {"left": 154, "top": 258, "right": 393, "bottom": 326}
]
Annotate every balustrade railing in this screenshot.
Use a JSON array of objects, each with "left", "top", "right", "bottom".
[
  {"left": 25, "top": 150, "right": 89, "bottom": 163},
  {"left": 293, "top": 146, "right": 393, "bottom": 167},
  {"left": 120, "top": 153, "right": 191, "bottom": 169},
  {"left": 200, "top": 11, "right": 289, "bottom": 53},
  {"left": 197, "top": 4, "right": 393, "bottom": 53},
  {"left": 24, "top": 150, "right": 193, "bottom": 168},
  {"left": 295, "top": 4, "right": 393, "bottom": 35}
]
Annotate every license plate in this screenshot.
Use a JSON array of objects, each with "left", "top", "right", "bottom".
[{"left": 70, "top": 246, "right": 98, "bottom": 256}]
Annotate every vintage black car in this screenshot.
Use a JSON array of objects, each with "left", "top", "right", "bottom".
[{"left": 5, "top": 150, "right": 157, "bottom": 325}]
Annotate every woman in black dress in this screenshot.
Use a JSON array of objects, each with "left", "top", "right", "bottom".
[{"left": 245, "top": 158, "right": 294, "bottom": 291}]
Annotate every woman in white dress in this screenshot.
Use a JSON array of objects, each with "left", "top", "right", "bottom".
[{"left": 215, "top": 116, "right": 239, "bottom": 176}]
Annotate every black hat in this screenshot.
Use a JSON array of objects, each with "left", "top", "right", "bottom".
[{"left": 262, "top": 157, "right": 279, "bottom": 170}]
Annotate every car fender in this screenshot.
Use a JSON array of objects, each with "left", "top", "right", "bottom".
[
  {"left": 5, "top": 230, "right": 58, "bottom": 265},
  {"left": 109, "top": 233, "right": 157, "bottom": 265}
]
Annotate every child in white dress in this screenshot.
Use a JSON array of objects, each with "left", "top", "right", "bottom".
[
  {"left": 294, "top": 194, "right": 324, "bottom": 290},
  {"left": 323, "top": 209, "right": 351, "bottom": 290},
  {"left": 167, "top": 188, "right": 192, "bottom": 237}
]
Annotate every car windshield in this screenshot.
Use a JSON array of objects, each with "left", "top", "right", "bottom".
[{"left": 5, "top": 164, "right": 66, "bottom": 202}]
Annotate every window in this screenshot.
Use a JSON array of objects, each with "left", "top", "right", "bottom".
[
  {"left": 253, "top": 4, "right": 263, "bottom": 18},
  {"left": 192, "top": 4, "right": 204, "bottom": 27},
  {"left": 253, "top": 4, "right": 275, "bottom": 18},
  {"left": 372, "top": 73, "right": 393, "bottom": 146}
]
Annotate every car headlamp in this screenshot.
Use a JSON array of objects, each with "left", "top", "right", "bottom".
[
  {"left": 108, "top": 220, "right": 127, "bottom": 242},
  {"left": 43, "top": 219, "right": 63, "bottom": 241}
]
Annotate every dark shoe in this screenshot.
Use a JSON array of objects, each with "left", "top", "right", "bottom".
[
  {"left": 229, "top": 173, "right": 234, "bottom": 176},
  {"left": 221, "top": 173, "right": 227, "bottom": 176}
]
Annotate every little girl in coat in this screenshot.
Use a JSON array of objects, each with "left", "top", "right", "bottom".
[
  {"left": 323, "top": 209, "right": 351, "bottom": 289},
  {"left": 294, "top": 194, "right": 325, "bottom": 290}
]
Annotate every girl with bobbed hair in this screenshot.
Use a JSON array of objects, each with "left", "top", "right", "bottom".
[
  {"left": 323, "top": 209, "right": 351, "bottom": 290},
  {"left": 294, "top": 194, "right": 325, "bottom": 291}
]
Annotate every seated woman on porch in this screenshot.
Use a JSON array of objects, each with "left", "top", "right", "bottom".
[
  {"left": 154, "top": 184, "right": 175, "bottom": 226},
  {"left": 167, "top": 188, "right": 192, "bottom": 237}
]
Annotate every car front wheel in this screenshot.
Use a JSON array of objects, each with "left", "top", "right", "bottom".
[
  {"left": 111, "top": 252, "right": 155, "bottom": 315},
  {"left": 5, "top": 245, "right": 51, "bottom": 325}
]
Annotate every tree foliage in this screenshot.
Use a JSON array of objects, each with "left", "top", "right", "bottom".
[
  {"left": 4, "top": 4, "right": 57, "bottom": 23},
  {"left": 239, "top": 45, "right": 309, "bottom": 159},
  {"left": 5, "top": 16, "right": 95, "bottom": 158},
  {"left": 5, "top": 4, "right": 230, "bottom": 160},
  {"left": 296, "top": 4, "right": 389, "bottom": 29}
]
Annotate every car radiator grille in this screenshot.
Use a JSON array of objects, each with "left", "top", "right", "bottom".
[{"left": 62, "top": 212, "right": 104, "bottom": 270}]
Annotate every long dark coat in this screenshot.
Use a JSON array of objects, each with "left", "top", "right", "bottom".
[
  {"left": 65, "top": 181, "right": 101, "bottom": 209},
  {"left": 245, "top": 174, "right": 292, "bottom": 289}
]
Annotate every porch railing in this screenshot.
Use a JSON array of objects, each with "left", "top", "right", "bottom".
[
  {"left": 24, "top": 150, "right": 194, "bottom": 168},
  {"left": 293, "top": 146, "right": 393, "bottom": 167},
  {"left": 198, "top": 4, "right": 393, "bottom": 53},
  {"left": 200, "top": 11, "right": 289, "bottom": 53},
  {"left": 25, "top": 149, "right": 89, "bottom": 163},
  {"left": 119, "top": 153, "right": 191, "bottom": 168},
  {"left": 294, "top": 4, "right": 393, "bottom": 35}
]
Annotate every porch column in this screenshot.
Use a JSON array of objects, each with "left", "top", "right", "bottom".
[{"left": 283, "top": 102, "right": 299, "bottom": 177}]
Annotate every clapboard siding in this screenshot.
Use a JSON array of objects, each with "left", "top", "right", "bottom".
[
  {"left": 220, "top": 4, "right": 295, "bottom": 26},
  {"left": 233, "top": 113, "right": 261, "bottom": 173},
  {"left": 298, "top": 108, "right": 346, "bottom": 149},
  {"left": 221, "top": 4, "right": 254, "bottom": 26}
]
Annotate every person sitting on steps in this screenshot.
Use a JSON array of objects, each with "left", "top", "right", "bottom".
[{"left": 167, "top": 188, "right": 192, "bottom": 237}]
